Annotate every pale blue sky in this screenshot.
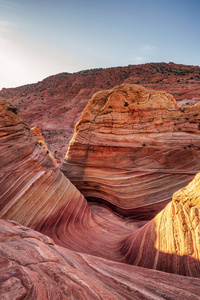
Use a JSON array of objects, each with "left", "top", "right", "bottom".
[{"left": 0, "top": 0, "right": 199, "bottom": 89}]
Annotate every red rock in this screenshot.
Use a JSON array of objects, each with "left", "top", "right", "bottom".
[
  {"left": 61, "top": 84, "right": 200, "bottom": 219},
  {"left": 31, "top": 125, "right": 57, "bottom": 164},
  {"left": 0, "top": 62, "right": 200, "bottom": 163},
  {"left": 120, "top": 171, "right": 200, "bottom": 277},
  {"left": 0, "top": 97, "right": 142, "bottom": 261},
  {"left": 1, "top": 219, "right": 200, "bottom": 299},
  {"left": 0, "top": 97, "right": 86, "bottom": 238},
  {"left": 1, "top": 95, "right": 200, "bottom": 299}
]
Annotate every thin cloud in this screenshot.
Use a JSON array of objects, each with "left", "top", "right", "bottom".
[
  {"left": 132, "top": 56, "right": 146, "bottom": 64},
  {"left": 0, "top": 21, "right": 12, "bottom": 44},
  {"left": 141, "top": 44, "right": 159, "bottom": 52},
  {"left": 0, "top": 20, "right": 12, "bottom": 29},
  {"left": 0, "top": 0, "right": 20, "bottom": 9}
]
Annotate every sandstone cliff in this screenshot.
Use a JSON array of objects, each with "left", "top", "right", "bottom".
[
  {"left": 61, "top": 84, "right": 200, "bottom": 219},
  {"left": 31, "top": 125, "right": 57, "bottom": 164}
]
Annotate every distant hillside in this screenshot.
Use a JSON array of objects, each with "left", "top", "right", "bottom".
[{"left": 1, "top": 62, "right": 200, "bottom": 163}]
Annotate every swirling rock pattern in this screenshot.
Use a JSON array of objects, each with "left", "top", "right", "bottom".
[
  {"left": 61, "top": 84, "right": 200, "bottom": 219},
  {"left": 1, "top": 96, "right": 200, "bottom": 298},
  {"left": 121, "top": 172, "right": 200, "bottom": 277},
  {"left": 0, "top": 98, "right": 83, "bottom": 231},
  {"left": 0, "top": 97, "right": 139, "bottom": 261},
  {"left": 1, "top": 219, "right": 200, "bottom": 300}
]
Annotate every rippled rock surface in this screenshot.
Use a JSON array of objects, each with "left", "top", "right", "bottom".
[
  {"left": 61, "top": 84, "right": 200, "bottom": 219},
  {"left": 0, "top": 98, "right": 85, "bottom": 234},
  {"left": 1, "top": 219, "right": 200, "bottom": 300},
  {"left": 0, "top": 97, "right": 142, "bottom": 261},
  {"left": 120, "top": 172, "right": 200, "bottom": 277},
  {"left": 1, "top": 96, "right": 200, "bottom": 298}
]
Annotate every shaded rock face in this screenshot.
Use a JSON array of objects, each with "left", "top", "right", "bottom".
[
  {"left": 0, "top": 62, "right": 200, "bottom": 163},
  {"left": 61, "top": 84, "right": 200, "bottom": 219},
  {"left": 1, "top": 219, "right": 200, "bottom": 300}
]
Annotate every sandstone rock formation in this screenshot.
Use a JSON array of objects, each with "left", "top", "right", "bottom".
[
  {"left": 0, "top": 62, "right": 200, "bottom": 162},
  {"left": 61, "top": 84, "right": 200, "bottom": 219},
  {"left": 0, "top": 98, "right": 82, "bottom": 231},
  {"left": 121, "top": 171, "right": 200, "bottom": 277},
  {"left": 31, "top": 125, "right": 56, "bottom": 164},
  {"left": 1, "top": 96, "right": 200, "bottom": 299},
  {"left": 0, "top": 97, "right": 140, "bottom": 261},
  {"left": 1, "top": 219, "right": 200, "bottom": 300}
]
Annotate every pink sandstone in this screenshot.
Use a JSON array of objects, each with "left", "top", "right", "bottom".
[
  {"left": 61, "top": 84, "right": 200, "bottom": 219},
  {"left": 1, "top": 219, "right": 200, "bottom": 299}
]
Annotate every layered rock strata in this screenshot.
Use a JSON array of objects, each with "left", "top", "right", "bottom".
[
  {"left": 1, "top": 62, "right": 200, "bottom": 162},
  {"left": 0, "top": 97, "right": 138, "bottom": 261},
  {"left": 121, "top": 172, "right": 200, "bottom": 277},
  {"left": 61, "top": 84, "right": 200, "bottom": 219},
  {"left": 0, "top": 98, "right": 82, "bottom": 232},
  {"left": 1, "top": 96, "right": 200, "bottom": 288},
  {"left": 1, "top": 219, "right": 200, "bottom": 300}
]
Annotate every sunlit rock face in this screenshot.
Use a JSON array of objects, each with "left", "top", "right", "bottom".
[
  {"left": 1, "top": 219, "right": 200, "bottom": 300},
  {"left": 31, "top": 125, "right": 57, "bottom": 164},
  {"left": 61, "top": 84, "right": 200, "bottom": 219},
  {"left": 121, "top": 172, "right": 200, "bottom": 277}
]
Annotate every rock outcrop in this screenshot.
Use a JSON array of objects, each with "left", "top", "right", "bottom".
[
  {"left": 31, "top": 125, "right": 57, "bottom": 164},
  {"left": 1, "top": 95, "right": 200, "bottom": 300},
  {"left": 1, "top": 219, "right": 200, "bottom": 300},
  {"left": 61, "top": 84, "right": 200, "bottom": 219},
  {"left": 0, "top": 97, "right": 141, "bottom": 261},
  {"left": 0, "top": 98, "right": 84, "bottom": 232},
  {"left": 121, "top": 172, "right": 200, "bottom": 277},
  {"left": 0, "top": 62, "right": 200, "bottom": 163}
]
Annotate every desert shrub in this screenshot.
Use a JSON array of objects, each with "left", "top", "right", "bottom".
[{"left": 7, "top": 106, "right": 18, "bottom": 114}]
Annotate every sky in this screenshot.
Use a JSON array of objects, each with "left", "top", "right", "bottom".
[{"left": 0, "top": 0, "right": 199, "bottom": 89}]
